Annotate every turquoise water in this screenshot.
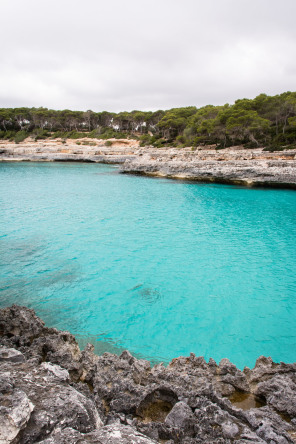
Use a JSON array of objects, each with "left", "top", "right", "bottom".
[{"left": 0, "top": 162, "right": 295, "bottom": 369}]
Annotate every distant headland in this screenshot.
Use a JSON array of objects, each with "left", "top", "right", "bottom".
[{"left": 1, "top": 91, "right": 296, "bottom": 188}]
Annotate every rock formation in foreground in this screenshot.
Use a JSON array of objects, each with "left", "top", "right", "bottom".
[{"left": 1, "top": 306, "right": 296, "bottom": 443}]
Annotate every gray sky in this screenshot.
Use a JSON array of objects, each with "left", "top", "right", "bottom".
[{"left": 1, "top": 0, "right": 295, "bottom": 112}]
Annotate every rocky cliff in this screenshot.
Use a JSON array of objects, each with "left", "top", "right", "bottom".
[
  {"left": 0, "top": 139, "right": 139, "bottom": 164},
  {"left": 121, "top": 146, "right": 296, "bottom": 188},
  {"left": 0, "top": 140, "right": 295, "bottom": 188},
  {"left": 1, "top": 305, "right": 296, "bottom": 443}
]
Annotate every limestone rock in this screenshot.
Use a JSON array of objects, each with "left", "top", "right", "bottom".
[
  {"left": 40, "top": 362, "right": 70, "bottom": 382},
  {"left": 0, "top": 388, "right": 34, "bottom": 444},
  {"left": 165, "top": 401, "right": 195, "bottom": 429},
  {"left": 0, "top": 347, "right": 25, "bottom": 363},
  {"left": 0, "top": 142, "right": 295, "bottom": 188},
  {"left": 120, "top": 146, "right": 296, "bottom": 188},
  {"left": 90, "top": 424, "right": 158, "bottom": 443},
  {"left": 1, "top": 305, "right": 296, "bottom": 443},
  {"left": 256, "top": 374, "right": 296, "bottom": 418}
]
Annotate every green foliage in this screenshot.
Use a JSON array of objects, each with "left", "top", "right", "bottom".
[
  {"left": 0, "top": 93, "right": 295, "bottom": 149},
  {"left": 32, "top": 129, "right": 50, "bottom": 141},
  {"left": 82, "top": 141, "right": 96, "bottom": 146},
  {"left": 1, "top": 130, "right": 16, "bottom": 140},
  {"left": 139, "top": 134, "right": 152, "bottom": 146},
  {"left": 88, "top": 129, "right": 102, "bottom": 138},
  {"left": 14, "top": 131, "right": 29, "bottom": 144},
  {"left": 51, "top": 131, "right": 76, "bottom": 139},
  {"left": 152, "top": 138, "right": 167, "bottom": 148},
  {"left": 105, "top": 140, "right": 113, "bottom": 147},
  {"left": 67, "top": 131, "right": 86, "bottom": 139}
]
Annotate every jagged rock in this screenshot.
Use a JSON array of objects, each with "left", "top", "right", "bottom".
[
  {"left": 0, "top": 388, "right": 34, "bottom": 444},
  {"left": 38, "top": 427, "right": 84, "bottom": 443},
  {"left": 0, "top": 305, "right": 45, "bottom": 340},
  {"left": 38, "top": 424, "right": 157, "bottom": 443},
  {"left": 0, "top": 357, "right": 103, "bottom": 443},
  {"left": 1, "top": 305, "right": 296, "bottom": 443},
  {"left": 0, "top": 305, "right": 82, "bottom": 379},
  {"left": 165, "top": 401, "right": 195, "bottom": 429},
  {"left": 90, "top": 424, "right": 158, "bottom": 443},
  {"left": 40, "top": 362, "right": 70, "bottom": 382},
  {"left": 256, "top": 374, "right": 296, "bottom": 418},
  {"left": 0, "top": 347, "right": 25, "bottom": 363},
  {"left": 217, "top": 358, "right": 250, "bottom": 395}
]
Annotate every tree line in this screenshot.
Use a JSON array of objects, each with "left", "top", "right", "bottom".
[{"left": 0, "top": 91, "right": 296, "bottom": 149}]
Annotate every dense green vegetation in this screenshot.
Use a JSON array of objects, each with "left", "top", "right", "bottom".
[{"left": 1, "top": 92, "right": 296, "bottom": 149}]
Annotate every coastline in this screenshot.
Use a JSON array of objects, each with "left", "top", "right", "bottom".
[
  {"left": 0, "top": 138, "right": 295, "bottom": 189},
  {"left": 1, "top": 305, "right": 296, "bottom": 443}
]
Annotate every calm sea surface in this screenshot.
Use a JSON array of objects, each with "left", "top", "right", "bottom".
[{"left": 0, "top": 162, "right": 295, "bottom": 369}]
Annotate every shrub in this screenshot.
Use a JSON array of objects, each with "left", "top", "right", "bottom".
[
  {"left": 33, "top": 129, "right": 50, "bottom": 141},
  {"left": 88, "top": 129, "right": 102, "bottom": 139},
  {"left": 152, "top": 138, "right": 166, "bottom": 148},
  {"left": 105, "top": 140, "right": 112, "bottom": 147},
  {"left": 2, "top": 130, "right": 16, "bottom": 140},
  {"left": 14, "top": 131, "right": 28, "bottom": 144},
  {"left": 67, "top": 131, "right": 85, "bottom": 139},
  {"left": 51, "top": 131, "right": 69, "bottom": 139},
  {"left": 139, "top": 134, "right": 152, "bottom": 147}
]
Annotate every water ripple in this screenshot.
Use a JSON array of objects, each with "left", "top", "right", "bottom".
[{"left": 0, "top": 162, "right": 295, "bottom": 369}]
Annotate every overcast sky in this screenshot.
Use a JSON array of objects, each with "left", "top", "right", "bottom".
[{"left": 1, "top": 0, "right": 295, "bottom": 112}]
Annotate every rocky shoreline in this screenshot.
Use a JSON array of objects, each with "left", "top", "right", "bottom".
[
  {"left": 121, "top": 146, "right": 296, "bottom": 189},
  {"left": 0, "top": 139, "right": 295, "bottom": 189},
  {"left": 1, "top": 306, "right": 296, "bottom": 443}
]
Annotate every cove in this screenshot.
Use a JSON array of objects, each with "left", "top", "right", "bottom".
[{"left": 0, "top": 161, "right": 295, "bottom": 369}]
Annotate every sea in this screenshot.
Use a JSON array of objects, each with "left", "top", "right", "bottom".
[{"left": 0, "top": 161, "right": 295, "bottom": 369}]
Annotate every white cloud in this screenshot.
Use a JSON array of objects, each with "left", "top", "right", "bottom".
[{"left": 0, "top": 0, "right": 295, "bottom": 111}]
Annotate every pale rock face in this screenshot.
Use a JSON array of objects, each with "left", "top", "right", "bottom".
[
  {"left": 38, "top": 424, "right": 157, "bottom": 443},
  {"left": 0, "top": 388, "right": 34, "bottom": 444},
  {"left": 221, "top": 421, "right": 239, "bottom": 439},
  {"left": 0, "top": 142, "right": 295, "bottom": 188},
  {"left": 0, "top": 347, "right": 25, "bottom": 363},
  {"left": 121, "top": 147, "right": 296, "bottom": 188},
  {"left": 40, "top": 362, "right": 70, "bottom": 382},
  {"left": 89, "top": 424, "right": 158, "bottom": 443}
]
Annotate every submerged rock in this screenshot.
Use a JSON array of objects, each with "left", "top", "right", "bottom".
[{"left": 0, "top": 305, "right": 296, "bottom": 443}]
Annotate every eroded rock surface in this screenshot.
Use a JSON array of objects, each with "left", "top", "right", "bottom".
[
  {"left": 0, "top": 141, "right": 295, "bottom": 188},
  {"left": 121, "top": 146, "right": 296, "bottom": 188},
  {"left": 0, "top": 139, "right": 138, "bottom": 164},
  {"left": 1, "top": 305, "right": 296, "bottom": 443}
]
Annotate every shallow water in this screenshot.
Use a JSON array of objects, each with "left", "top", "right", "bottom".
[{"left": 0, "top": 162, "right": 295, "bottom": 369}]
